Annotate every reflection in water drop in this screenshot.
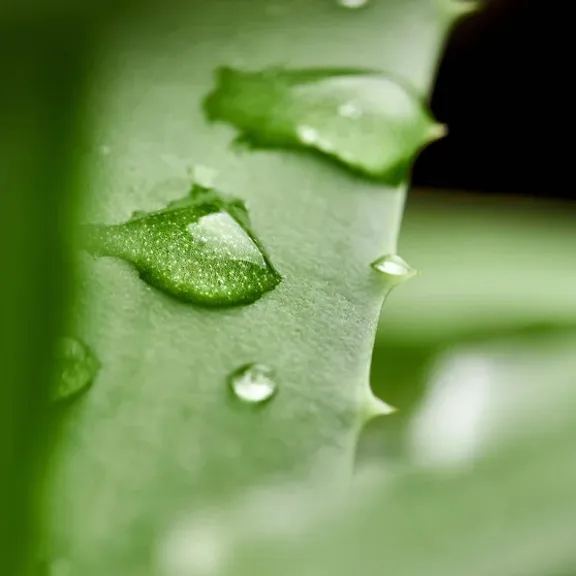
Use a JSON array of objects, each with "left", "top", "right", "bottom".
[
  {"left": 371, "top": 254, "right": 417, "bottom": 284},
  {"left": 187, "top": 212, "right": 267, "bottom": 268},
  {"left": 51, "top": 337, "right": 100, "bottom": 403},
  {"left": 204, "top": 66, "right": 442, "bottom": 184},
  {"left": 228, "top": 363, "right": 278, "bottom": 404},
  {"left": 82, "top": 185, "right": 281, "bottom": 307}
]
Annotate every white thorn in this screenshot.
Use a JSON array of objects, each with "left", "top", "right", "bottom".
[{"left": 364, "top": 391, "right": 397, "bottom": 420}]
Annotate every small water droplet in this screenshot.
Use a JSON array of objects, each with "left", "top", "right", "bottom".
[
  {"left": 99, "top": 145, "right": 111, "bottom": 156},
  {"left": 228, "top": 363, "right": 278, "bottom": 404},
  {"left": 338, "top": 0, "right": 369, "bottom": 8},
  {"left": 51, "top": 337, "right": 100, "bottom": 403},
  {"left": 204, "top": 67, "right": 439, "bottom": 184},
  {"left": 82, "top": 185, "right": 281, "bottom": 307},
  {"left": 371, "top": 254, "right": 417, "bottom": 283}
]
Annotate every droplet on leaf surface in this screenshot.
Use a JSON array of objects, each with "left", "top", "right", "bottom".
[
  {"left": 51, "top": 337, "right": 100, "bottom": 402},
  {"left": 204, "top": 67, "right": 442, "bottom": 184},
  {"left": 371, "top": 254, "right": 417, "bottom": 284},
  {"left": 228, "top": 363, "right": 278, "bottom": 405},
  {"left": 82, "top": 185, "right": 281, "bottom": 307}
]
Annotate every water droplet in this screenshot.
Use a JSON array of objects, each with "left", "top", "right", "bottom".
[
  {"left": 338, "top": 0, "right": 369, "bottom": 8},
  {"left": 51, "top": 337, "right": 100, "bottom": 402},
  {"left": 228, "top": 363, "right": 278, "bottom": 404},
  {"left": 204, "top": 67, "right": 441, "bottom": 184},
  {"left": 371, "top": 254, "right": 417, "bottom": 283},
  {"left": 99, "top": 145, "right": 111, "bottom": 156},
  {"left": 82, "top": 185, "right": 281, "bottom": 307}
]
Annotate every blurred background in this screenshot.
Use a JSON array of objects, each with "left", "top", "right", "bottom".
[
  {"left": 414, "top": 0, "right": 565, "bottom": 198},
  {"left": 362, "top": 0, "right": 576, "bottom": 473}
]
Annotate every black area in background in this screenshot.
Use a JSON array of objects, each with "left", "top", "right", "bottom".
[{"left": 412, "top": 0, "right": 567, "bottom": 199}]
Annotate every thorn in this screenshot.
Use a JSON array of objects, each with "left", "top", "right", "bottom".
[
  {"left": 363, "top": 391, "right": 397, "bottom": 421},
  {"left": 442, "top": 0, "right": 481, "bottom": 20},
  {"left": 426, "top": 123, "right": 448, "bottom": 143}
]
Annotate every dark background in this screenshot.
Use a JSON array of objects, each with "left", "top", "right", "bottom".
[{"left": 413, "top": 0, "right": 565, "bottom": 199}]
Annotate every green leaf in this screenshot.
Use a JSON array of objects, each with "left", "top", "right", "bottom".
[
  {"left": 82, "top": 185, "right": 281, "bottom": 307},
  {"left": 42, "top": 1, "right": 467, "bottom": 572},
  {"left": 222, "top": 329, "right": 576, "bottom": 576}
]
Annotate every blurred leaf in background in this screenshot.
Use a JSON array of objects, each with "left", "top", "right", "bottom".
[{"left": 0, "top": 6, "right": 91, "bottom": 574}]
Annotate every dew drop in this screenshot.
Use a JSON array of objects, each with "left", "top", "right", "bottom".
[
  {"left": 82, "top": 185, "right": 281, "bottom": 307},
  {"left": 51, "top": 337, "right": 100, "bottom": 403},
  {"left": 204, "top": 67, "right": 441, "bottom": 184},
  {"left": 371, "top": 254, "right": 417, "bottom": 283},
  {"left": 228, "top": 363, "right": 278, "bottom": 404}
]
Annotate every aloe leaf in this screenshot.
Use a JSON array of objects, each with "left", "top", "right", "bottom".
[
  {"left": 42, "top": 1, "right": 471, "bottom": 572},
  {"left": 215, "top": 330, "right": 576, "bottom": 576}
]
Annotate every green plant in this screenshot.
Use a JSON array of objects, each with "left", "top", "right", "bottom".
[{"left": 35, "top": 1, "right": 479, "bottom": 573}]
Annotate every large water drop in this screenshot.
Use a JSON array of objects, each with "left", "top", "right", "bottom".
[
  {"left": 204, "top": 67, "right": 443, "bottom": 184},
  {"left": 228, "top": 363, "right": 278, "bottom": 404},
  {"left": 82, "top": 185, "right": 281, "bottom": 307}
]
